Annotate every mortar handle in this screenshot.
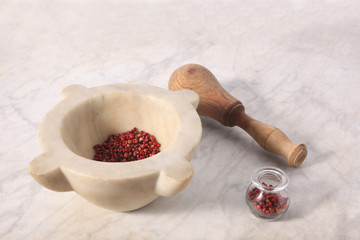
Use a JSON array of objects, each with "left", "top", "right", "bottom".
[
  {"left": 29, "top": 153, "right": 72, "bottom": 192},
  {"left": 168, "top": 64, "right": 307, "bottom": 167}
]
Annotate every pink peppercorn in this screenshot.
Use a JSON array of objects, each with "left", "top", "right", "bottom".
[
  {"left": 246, "top": 167, "right": 290, "bottom": 221},
  {"left": 93, "top": 127, "right": 161, "bottom": 162}
]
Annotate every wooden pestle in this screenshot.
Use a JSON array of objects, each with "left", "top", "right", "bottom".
[{"left": 168, "top": 64, "right": 307, "bottom": 167}]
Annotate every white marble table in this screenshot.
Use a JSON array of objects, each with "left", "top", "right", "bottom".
[{"left": 1, "top": 0, "right": 359, "bottom": 239}]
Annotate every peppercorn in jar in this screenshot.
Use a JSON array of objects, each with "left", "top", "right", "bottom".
[{"left": 245, "top": 166, "right": 290, "bottom": 221}]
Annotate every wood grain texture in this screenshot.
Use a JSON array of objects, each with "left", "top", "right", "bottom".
[
  {"left": 169, "top": 64, "right": 307, "bottom": 167},
  {"left": 169, "top": 64, "right": 244, "bottom": 126}
]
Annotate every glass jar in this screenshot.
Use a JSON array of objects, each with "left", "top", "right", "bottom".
[{"left": 245, "top": 166, "right": 290, "bottom": 221}]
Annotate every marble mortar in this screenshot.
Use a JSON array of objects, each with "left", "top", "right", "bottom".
[{"left": 29, "top": 84, "right": 202, "bottom": 211}]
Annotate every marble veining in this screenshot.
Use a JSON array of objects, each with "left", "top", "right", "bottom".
[{"left": 1, "top": 0, "right": 360, "bottom": 239}]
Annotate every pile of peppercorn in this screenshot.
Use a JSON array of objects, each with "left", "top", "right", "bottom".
[
  {"left": 248, "top": 182, "right": 289, "bottom": 216},
  {"left": 93, "top": 127, "right": 161, "bottom": 162}
]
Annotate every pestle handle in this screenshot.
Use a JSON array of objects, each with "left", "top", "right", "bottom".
[{"left": 168, "top": 64, "right": 307, "bottom": 167}]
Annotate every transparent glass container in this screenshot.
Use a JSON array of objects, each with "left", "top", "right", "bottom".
[{"left": 245, "top": 166, "right": 290, "bottom": 221}]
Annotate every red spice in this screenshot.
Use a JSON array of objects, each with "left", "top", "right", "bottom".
[
  {"left": 248, "top": 182, "right": 289, "bottom": 216},
  {"left": 93, "top": 127, "right": 161, "bottom": 162}
]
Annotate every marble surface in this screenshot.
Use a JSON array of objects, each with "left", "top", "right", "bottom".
[{"left": 1, "top": 0, "right": 359, "bottom": 239}]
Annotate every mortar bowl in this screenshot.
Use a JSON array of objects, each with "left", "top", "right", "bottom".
[{"left": 29, "top": 84, "right": 202, "bottom": 211}]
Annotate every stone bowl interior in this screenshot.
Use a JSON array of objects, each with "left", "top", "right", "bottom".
[{"left": 61, "top": 92, "right": 180, "bottom": 160}]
